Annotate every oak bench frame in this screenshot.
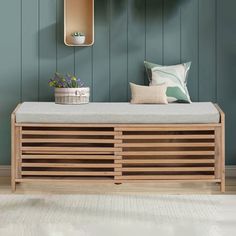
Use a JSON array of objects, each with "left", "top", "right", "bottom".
[{"left": 11, "top": 104, "right": 225, "bottom": 192}]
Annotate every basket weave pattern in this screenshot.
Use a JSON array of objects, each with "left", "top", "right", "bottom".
[{"left": 55, "top": 88, "right": 90, "bottom": 105}]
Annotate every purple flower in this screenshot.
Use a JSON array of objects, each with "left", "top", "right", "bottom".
[{"left": 48, "top": 72, "right": 85, "bottom": 88}]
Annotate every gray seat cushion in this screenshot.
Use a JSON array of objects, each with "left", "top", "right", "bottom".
[{"left": 15, "top": 102, "right": 220, "bottom": 124}]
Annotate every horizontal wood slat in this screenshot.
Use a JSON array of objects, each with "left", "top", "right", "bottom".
[
  {"left": 22, "top": 130, "right": 115, "bottom": 135},
  {"left": 17, "top": 123, "right": 221, "bottom": 128},
  {"left": 117, "top": 143, "right": 215, "bottom": 147},
  {"left": 117, "top": 151, "right": 215, "bottom": 156},
  {"left": 116, "top": 135, "right": 215, "bottom": 139},
  {"left": 22, "top": 171, "right": 121, "bottom": 176},
  {"left": 122, "top": 167, "right": 215, "bottom": 172},
  {"left": 19, "top": 124, "right": 118, "bottom": 127},
  {"left": 11, "top": 112, "right": 224, "bottom": 192},
  {"left": 21, "top": 155, "right": 118, "bottom": 160},
  {"left": 21, "top": 147, "right": 118, "bottom": 152},
  {"left": 15, "top": 178, "right": 115, "bottom": 183},
  {"left": 115, "top": 127, "right": 216, "bottom": 131},
  {"left": 21, "top": 151, "right": 115, "bottom": 155},
  {"left": 22, "top": 139, "right": 117, "bottom": 144},
  {"left": 112, "top": 179, "right": 221, "bottom": 183},
  {"left": 116, "top": 175, "right": 215, "bottom": 180},
  {"left": 116, "top": 159, "right": 215, "bottom": 164},
  {"left": 22, "top": 163, "right": 119, "bottom": 168},
  {"left": 15, "top": 178, "right": 221, "bottom": 184}
]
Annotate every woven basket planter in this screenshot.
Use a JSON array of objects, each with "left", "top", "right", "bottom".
[{"left": 55, "top": 88, "right": 90, "bottom": 105}]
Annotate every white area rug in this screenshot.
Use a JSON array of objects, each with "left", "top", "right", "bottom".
[{"left": 0, "top": 194, "right": 236, "bottom": 236}]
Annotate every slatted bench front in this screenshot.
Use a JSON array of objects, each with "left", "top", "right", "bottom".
[{"left": 11, "top": 102, "right": 225, "bottom": 192}]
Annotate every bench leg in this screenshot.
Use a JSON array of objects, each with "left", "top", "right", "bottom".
[
  {"left": 11, "top": 179, "right": 16, "bottom": 192},
  {"left": 220, "top": 179, "right": 225, "bottom": 193}
]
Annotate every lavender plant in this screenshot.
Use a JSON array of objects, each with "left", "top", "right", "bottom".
[{"left": 49, "top": 72, "right": 84, "bottom": 88}]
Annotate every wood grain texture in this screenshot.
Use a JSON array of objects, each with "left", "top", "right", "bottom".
[
  {"left": 11, "top": 118, "right": 224, "bottom": 192},
  {"left": 64, "top": 0, "right": 94, "bottom": 46}
]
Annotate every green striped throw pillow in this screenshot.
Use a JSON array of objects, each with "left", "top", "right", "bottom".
[{"left": 144, "top": 61, "right": 192, "bottom": 103}]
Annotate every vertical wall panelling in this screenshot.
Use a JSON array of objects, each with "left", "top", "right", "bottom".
[
  {"left": 0, "top": 0, "right": 21, "bottom": 164},
  {"left": 92, "top": 0, "right": 110, "bottom": 102},
  {"left": 39, "top": 0, "right": 57, "bottom": 101},
  {"left": 110, "top": 0, "right": 128, "bottom": 101},
  {"left": 181, "top": 0, "right": 199, "bottom": 101},
  {"left": 127, "top": 0, "right": 146, "bottom": 98},
  {"left": 217, "top": 0, "right": 236, "bottom": 165},
  {"left": 56, "top": 0, "right": 74, "bottom": 75},
  {"left": 0, "top": 0, "right": 236, "bottom": 165},
  {"left": 163, "top": 0, "right": 181, "bottom": 65},
  {"left": 74, "top": 0, "right": 93, "bottom": 99},
  {"left": 146, "top": 0, "right": 163, "bottom": 65},
  {"left": 75, "top": 47, "right": 93, "bottom": 99},
  {"left": 199, "top": 0, "right": 216, "bottom": 102},
  {"left": 22, "top": 0, "right": 39, "bottom": 101}
]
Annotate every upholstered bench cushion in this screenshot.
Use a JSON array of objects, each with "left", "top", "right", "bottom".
[{"left": 15, "top": 102, "right": 220, "bottom": 124}]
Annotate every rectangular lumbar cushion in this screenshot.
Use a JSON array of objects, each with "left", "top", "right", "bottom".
[
  {"left": 130, "top": 82, "right": 168, "bottom": 104},
  {"left": 144, "top": 61, "right": 192, "bottom": 103}
]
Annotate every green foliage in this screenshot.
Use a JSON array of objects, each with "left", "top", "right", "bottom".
[{"left": 48, "top": 72, "right": 84, "bottom": 88}]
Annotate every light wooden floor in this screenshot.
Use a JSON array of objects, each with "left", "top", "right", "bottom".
[{"left": 1, "top": 177, "right": 236, "bottom": 194}]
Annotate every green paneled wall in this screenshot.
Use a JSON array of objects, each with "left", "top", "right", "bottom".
[{"left": 0, "top": 0, "right": 235, "bottom": 165}]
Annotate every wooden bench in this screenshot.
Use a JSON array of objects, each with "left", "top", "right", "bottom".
[{"left": 11, "top": 102, "right": 225, "bottom": 192}]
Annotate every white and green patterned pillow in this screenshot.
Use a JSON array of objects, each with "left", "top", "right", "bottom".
[{"left": 144, "top": 61, "right": 192, "bottom": 103}]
